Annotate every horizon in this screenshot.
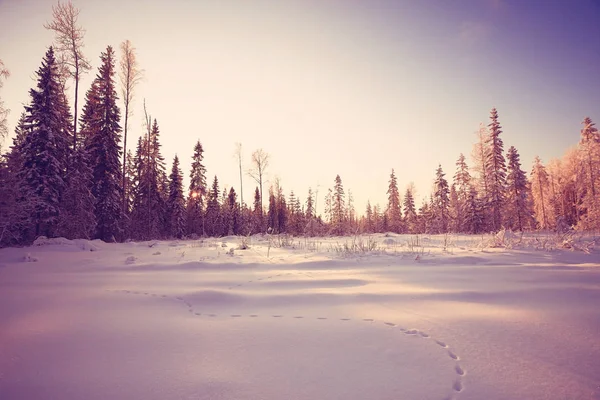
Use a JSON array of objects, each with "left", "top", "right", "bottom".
[{"left": 2, "top": 0, "right": 600, "bottom": 215}]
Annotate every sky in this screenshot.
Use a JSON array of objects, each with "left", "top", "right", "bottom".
[{"left": 1, "top": 0, "right": 600, "bottom": 216}]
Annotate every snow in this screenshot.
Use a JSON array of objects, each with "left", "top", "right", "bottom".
[{"left": 1, "top": 233, "right": 599, "bottom": 400}]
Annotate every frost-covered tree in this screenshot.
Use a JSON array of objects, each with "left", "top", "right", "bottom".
[
  {"left": 186, "top": 140, "right": 207, "bottom": 236},
  {"left": 403, "top": 186, "right": 417, "bottom": 233},
  {"left": 386, "top": 169, "right": 402, "bottom": 233},
  {"left": 119, "top": 40, "right": 143, "bottom": 211},
  {"left": 20, "top": 47, "right": 72, "bottom": 238},
  {"left": 471, "top": 123, "right": 490, "bottom": 230},
  {"left": 44, "top": 0, "right": 91, "bottom": 149},
  {"left": 205, "top": 176, "right": 221, "bottom": 236},
  {"left": 225, "top": 187, "right": 240, "bottom": 235},
  {"left": 577, "top": 117, "right": 600, "bottom": 229},
  {"left": 0, "top": 59, "right": 10, "bottom": 149},
  {"left": 332, "top": 175, "right": 346, "bottom": 235},
  {"left": 484, "top": 108, "right": 507, "bottom": 232},
  {"left": 364, "top": 201, "right": 373, "bottom": 233},
  {"left": 267, "top": 188, "right": 277, "bottom": 233},
  {"left": 453, "top": 153, "right": 472, "bottom": 232},
  {"left": 83, "top": 46, "right": 124, "bottom": 242},
  {"left": 57, "top": 147, "right": 96, "bottom": 239},
  {"left": 530, "top": 156, "right": 552, "bottom": 230},
  {"left": 252, "top": 186, "right": 262, "bottom": 233},
  {"left": 167, "top": 155, "right": 186, "bottom": 238},
  {"left": 505, "top": 146, "right": 532, "bottom": 231},
  {"left": 433, "top": 165, "right": 450, "bottom": 233}
]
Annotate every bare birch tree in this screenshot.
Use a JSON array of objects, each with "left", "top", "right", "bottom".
[
  {"left": 44, "top": 0, "right": 91, "bottom": 149},
  {"left": 119, "top": 40, "right": 144, "bottom": 209},
  {"left": 234, "top": 142, "right": 244, "bottom": 209},
  {"left": 0, "top": 60, "right": 9, "bottom": 150},
  {"left": 247, "top": 149, "right": 270, "bottom": 216}
]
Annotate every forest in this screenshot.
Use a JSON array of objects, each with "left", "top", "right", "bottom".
[{"left": 1, "top": 2, "right": 599, "bottom": 247}]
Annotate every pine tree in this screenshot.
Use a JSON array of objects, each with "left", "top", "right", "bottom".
[
  {"left": 0, "top": 115, "right": 31, "bottom": 245},
  {"left": 253, "top": 186, "right": 262, "bottom": 233},
  {"left": 577, "top": 117, "right": 600, "bottom": 229},
  {"left": 463, "top": 186, "right": 484, "bottom": 234},
  {"left": 403, "top": 187, "right": 417, "bottom": 233},
  {"left": 531, "top": 156, "right": 552, "bottom": 230},
  {"left": 84, "top": 46, "right": 124, "bottom": 242},
  {"left": 448, "top": 184, "right": 460, "bottom": 232},
  {"left": 433, "top": 165, "right": 450, "bottom": 233},
  {"left": 167, "top": 155, "right": 186, "bottom": 238},
  {"left": 186, "top": 141, "right": 207, "bottom": 236},
  {"left": 57, "top": 147, "right": 96, "bottom": 239},
  {"left": 386, "top": 169, "right": 402, "bottom": 233},
  {"left": 205, "top": 176, "right": 221, "bottom": 236},
  {"left": 267, "top": 188, "right": 277, "bottom": 233},
  {"left": 505, "top": 146, "right": 532, "bottom": 231},
  {"left": 20, "top": 47, "right": 72, "bottom": 238},
  {"left": 332, "top": 175, "right": 346, "bottom": 235},
  {"left": 226, "top": 187, "right": 240, "bottom": 235},
  {"left": 484, "top": 108, "right": 507, "bottom": 232},
  {"left": 453, "top": 153, "right": 472, "bottom": 232},
  {"left": 472, "top": 123, "right": 490, "bottom": 230},
  {"left": 365, "top": 201, "right": 373, "bottom": 233}
]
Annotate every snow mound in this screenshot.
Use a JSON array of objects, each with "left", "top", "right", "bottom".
[
  {"left": 32, "top": 236, "right": 99, "bottom": 251},
  {"left": 125, "top": 256, "right": 137, "bottom": 265},
  {"left": 382, "top": 238, "right": 396, "bottom": 245}
]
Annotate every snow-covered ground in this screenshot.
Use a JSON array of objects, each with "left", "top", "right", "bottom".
[{"left": 1, "top": 233, "right": 599, "bottom": 400}]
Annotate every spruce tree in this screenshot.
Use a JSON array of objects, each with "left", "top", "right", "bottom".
[
  {"left": 253, "top": 186, "right": 262, "bottom": 233},
  {"left": 20, "top": 47, "right": 72, "bottom": 238},
  {"left": 84, "top": 46, "right": 124, "bottom": 242},
  {"left": 187, "top": 141, "right": 207, "bottom": 236},
  {"left": 453, "top": 153, "right": 472, "bottom": 232},
  {"left": 403, "top": 187, "right": 417, "bottom": 233},
  {"left": 267, "top": 188, "right": 277, "bottom": 233},
  {"left": 505, "top": 146, "right": 532, "bottom": 231},
  {"left": 167, "top": 155, "right": 186, "bottom": 238},
  {"left": 578, "top": 117, "right": 600, "bottom": 229},
  {"left": 332, "top": 175, "right": 346, "bottom": 235},
  {"left": 433, "top": 165, "right": 450, "bottom": 233},
  {"left": 205, "top": 176, "right": 221, "bottom": 236},
  {"left": 484, "top": 108, "right": 507, "bottom": 232},
  {"left": 58, "top": 147, "right": 96, "bottom": 239},
  {"left": 386, "top": 169, "right": 402, "bottom": 233},
  {"left": 531, "top": 156, "right": 552, "bottom": 229},
  {"left": 227, "top": 187, "right": 240, "bottom": 235}
]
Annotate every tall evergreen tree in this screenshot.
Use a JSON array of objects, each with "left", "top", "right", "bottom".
[
  {"left": 577, "top": 117, "right": 600, "bottom": 229},
  {"left": 505, "top": 146, "right": 532, "bottom": 231},
  {"left": 433, "top": 165, "right": 450, "bottom": 233},
  {"left": 453, "top": 153, "right": 472, "bottom": 232},
  {"left": 332, "top": 175, "right": 346, "bottom": 235},
  {"left": 484, "top": 108, "right": 507, "bottom": 231},
  {"left": 167, "top": 155, "right": 186, "bottom": 238},
  {"left": 531, "top": 156, "right": 552, "bottom": 230},
  {"left": 186, "top": 141, "right": 207, "bottom": 236},
  {"left": 253, "top": 186, "right": 262, "bottom": 233},
  {"left": 83, "top": 46, "right": 124, "bottom": 242},
  {"left": 226, "top": 187, "right": 240, "bottom": 235},
  {"left": 403, "top": 187, "right": 417, "bottom": 233},
  {"left": 20, "top": 47, "right": 72, "bottom": 238},
  {"left": 205, "top": 176, "right": 221, "bottom": 236},
  {"left": 57, "top": 147, "right": 96, "bottom": 239},
  {"left": 386, "top": 169, "right": 402, "bottom": 233}
]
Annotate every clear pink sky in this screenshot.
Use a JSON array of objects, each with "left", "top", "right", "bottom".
[{"left": 1, "top": 0, "right": 599, "bottom": 215}]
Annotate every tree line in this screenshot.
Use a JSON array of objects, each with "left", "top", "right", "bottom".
[{"left": 0, "top": 1, "right": 599, "bottom": 246}]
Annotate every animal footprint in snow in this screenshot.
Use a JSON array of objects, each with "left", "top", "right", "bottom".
[
  {"left": 384, "top": 322, "right": 396, "bottom": 327},
  {"left": 453, "top": 379, "right": 463, "bottom": 392},
  {"left": 448, "top": 350, "right": 459, "bottom": 360},
  {"left": 455, "top": 365, "right": 465, "bottom": 376},
  {"left": 435, "top": 340, "right": 448, "bottom": 348},
  {"left": 363, "top": 318, "right": 374, "bottom": 322}
]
